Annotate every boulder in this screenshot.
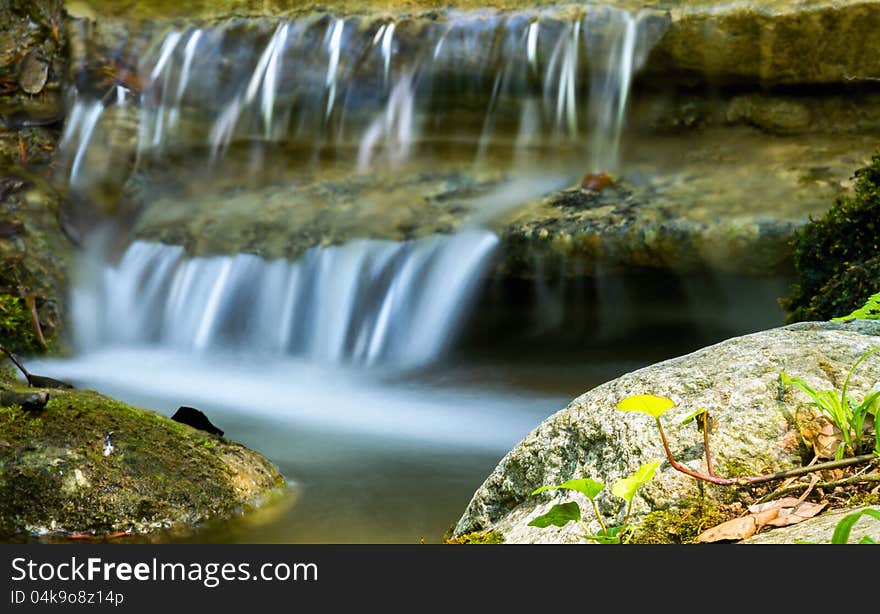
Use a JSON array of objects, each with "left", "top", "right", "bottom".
[
  {"left": 451, "top": 320, "right": 880, "bottom": 544},
  {"left": 0, "top": 367, "right": 287, "bottom": 539}
]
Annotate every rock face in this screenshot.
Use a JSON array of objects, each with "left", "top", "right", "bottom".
[
  {"left": 0, "top": 368, "right": 286, "bottom": 539},
  {"left": 0, "top": 1, "right": 76, "bottom": 354},
  {"left": 740, "top": 505, "right": 880, "bottom": 544},
  {"left": 452, "top": 320, "right": 880, "bottom": 544}
]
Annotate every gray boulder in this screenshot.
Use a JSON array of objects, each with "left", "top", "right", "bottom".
[{"left": 452, "top": 320, "right": 880, "bottom": 544}]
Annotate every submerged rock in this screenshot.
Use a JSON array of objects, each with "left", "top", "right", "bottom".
[
  {"left": 451, "top": 320, "right": 880, "bottom": 544},
  {"left": 0, "top": 367, "right": 286, "bottom": 539}
]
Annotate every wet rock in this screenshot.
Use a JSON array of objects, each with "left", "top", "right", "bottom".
[
  {"left": 17, "top": 52, "right": 49, "bottom": 95},
  {"left": 0, "top": 389, "right": 49, "bottom": 412},
  {"left": 0, "top": 370, "right": 286, "bottom": 539},
  {"left": 451, "top": 320, "right": 880, "bottom": 543}
]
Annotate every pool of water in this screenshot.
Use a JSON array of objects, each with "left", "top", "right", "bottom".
[{"left": 28, "top": 348, "right": 577, "bottom": 543}]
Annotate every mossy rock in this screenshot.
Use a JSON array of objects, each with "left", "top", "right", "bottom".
[
  {"left": 781, "top": 152, "right": 880, "bottom": 322},
  {"left": 0, "top": 365, "right": 286, "bottom": 539},
  {"left": 630, "top": 501, "right": 735, "bottom": 544}
]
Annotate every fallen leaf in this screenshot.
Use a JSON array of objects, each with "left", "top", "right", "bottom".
[
  {"left": 751, "top": 508, "right": 782, "bottom": 531},
  {"left": 696, "top": 516, "right": 759, "bottom": 543},
  {"left": 814, "top": 421, "right": 845, "bottom": 460},
  {"left": 765, "top": 501, "right": 828, "bottom": 528},
  {"left": 748, "top": 497, "right": 802, "bottom": 514},
  {"left": 696, "top": 508, "right": 784, "bottom": 544}
]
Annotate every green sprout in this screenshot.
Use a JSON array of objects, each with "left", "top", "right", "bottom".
[
  {"left": 781, "top": 345, "right": 880, "bottom": 459},
  {"left": 528, "top": 461, "right": 660, "bottom": 544}
]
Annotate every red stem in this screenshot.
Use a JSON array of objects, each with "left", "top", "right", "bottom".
[{"left": 654, "top": 417, "right": 875, "bottom": 486}]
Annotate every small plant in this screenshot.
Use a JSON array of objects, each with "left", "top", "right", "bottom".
[
  {"left": 616, "top": 394, "right": 877, "bottom": 487},
  {"left": 780, "top": 345, "right": 880, "bottom": 459},
  {"left": 528, "top": 460, "right": 660, "bottom": 544}
]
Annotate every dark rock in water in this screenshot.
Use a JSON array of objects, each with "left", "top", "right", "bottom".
[
  {"left": 0, "top": 389, "right": 49, "bottom": 412},
  {"left": 171, "top": 406, "right": 224, "bottom": 437}
]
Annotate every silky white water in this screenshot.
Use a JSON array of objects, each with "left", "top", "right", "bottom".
[{"left": 42, "top": 4, "right": 667, "bottom": 542}]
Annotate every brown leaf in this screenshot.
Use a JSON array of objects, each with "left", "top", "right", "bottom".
[
  {"left": 748, "top": 498, "right": 802, "bottom": 514},
  {"left": 765, "top": 501, "right": 828, "bottom": 528},
  {"left": 695, "top": 516, "right": 758, "bottom": 543},
  {"left": 814, "top": 421, "right": 845, "bottom": 460},
  {"left": 753, "top": 508, "right": 783, "bottom": 530}
]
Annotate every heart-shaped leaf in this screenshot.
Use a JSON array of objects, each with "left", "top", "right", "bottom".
[
  {"left": 611, "top": 460, "right": 660, "bottom": 503},
  {"left": 616, "top": 395, "right": 675, "bottom": 418},
  {"left": 532, "top": 478, "right": 604, "bottom": 500},
  {"left": 527, "top": 502, "right": 581, "bottom": 528}
]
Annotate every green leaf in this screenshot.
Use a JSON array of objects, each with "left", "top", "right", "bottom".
[
  {"left": 528, "top": 502, "right": 581, "bottom": 528},
  {"left": 681, "top": 408, "right": 707, "bottom": 426},
  {"left": 780, "top": 372, "right": 819, "bottom": 399},
  {"left": 831, "top": 509, "right": 880, "bottom": 544},
  {"left": 858, "top": 390, "right": 880, "bottom": 417},
  {"left": 616, "top": 395, "right": 675, "bottom": 418},
  {"left": 531, "top": 478, "right": 604, "bottom": 500},
  {"left": 611, "top": 461, "right": 660, "bottom": 503}
]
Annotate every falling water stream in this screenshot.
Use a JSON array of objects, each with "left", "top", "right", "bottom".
[{"left": 27, "top": 4, "right": 805, "bottom": 542}]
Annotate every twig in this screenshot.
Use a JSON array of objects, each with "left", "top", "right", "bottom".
[
  {"left": 755, "top": 470, "right": 880, "bottom": 502},
  {"left": 655, "top": 417, "right": 877, "bottom": 486},
  {"left": 0, "top": 342, "right": 32, "bottom": 384},
  {"left": 701, "top": 411, "right": 714, "bottom": 477},
  {"left": 23, "top": 294, "right": 47, "bottom": 349}
]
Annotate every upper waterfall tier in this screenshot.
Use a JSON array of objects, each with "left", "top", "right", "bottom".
[{"left": 68, "top": 1, "right": 880, "bottom": 87}]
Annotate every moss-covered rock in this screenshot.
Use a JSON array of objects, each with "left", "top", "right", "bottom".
[
  {"left": 781, "top": 153, "right": 880, "bottom": 322},
  {"left": 0, "top": 364, "right": 286, "bottom": 539},
  {"left": 1, "top": 0, "right": 75, "bottom": 355}
]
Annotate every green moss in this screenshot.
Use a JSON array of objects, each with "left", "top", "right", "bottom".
[
  {"left": 781, "top": 152, "right": 880, "bottom": 322},
  {"left": 0, "top": 379, "right": 285, "bottom": 538},
  {"left": 846, "top": 492, "right": 880, "bottom": 508},
  {"left": 0, "top": 294, "right": 42, "bottom": 355},
  {"left": 444, "top": 530, "right": 504, "bottom": 544},
  {"left": 630, "top": 501, "right": 734, "bottom": 544}
]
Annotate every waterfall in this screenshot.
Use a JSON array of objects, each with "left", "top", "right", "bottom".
[
  {"left": 61, "top": 6, "right": 663, "bottom": 188},
  {"left": 58, "top": 5, "right": 665, "bottom": 368},
  {"left": 74, "top": 230, "right": 499, "bottom": 368}
]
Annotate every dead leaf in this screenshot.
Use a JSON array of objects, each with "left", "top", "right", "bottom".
[
  {"left": 696, "top": 516, "right": 759, "bottom": 543},
  {"left": 698, "top": 498, "right": 817, "bottom": 542},
  {"left": 752, "top": 508, "right": 782, "bottom": 531},
  {"left": 814, "top": 421, "right": 845, "bottom": 460},
  {"left": 748, "top": 497, "right": 802, "bottom": 514},
  {"left": 765, "top": 501, "right": 828, "bottom": 528}
]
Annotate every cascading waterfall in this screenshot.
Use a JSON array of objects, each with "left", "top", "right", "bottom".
[
  {"left": 57, "top": 5, "right": 663, "bottom": 369},
  {"left": 74, "top": 231, "right": 499, "bottom": 367},
  {"left": 61, "top": 6, "right": 662, "bottom": 182}
]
